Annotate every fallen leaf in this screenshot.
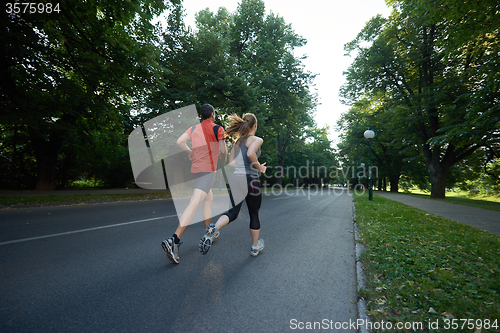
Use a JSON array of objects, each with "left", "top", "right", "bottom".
[
  {"left": 441, "top": 311, "right": 454, "bottom": 319},
  {"left": 428, "top": 307, "right": 438, "bottom": 314},
  {"left": 367, "top": 309, "right": 385, "bottom": 315}
]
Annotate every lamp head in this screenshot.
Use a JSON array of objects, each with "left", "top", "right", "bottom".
[{"left": 364, "top": 129, "right": 375, "bottom": 139}]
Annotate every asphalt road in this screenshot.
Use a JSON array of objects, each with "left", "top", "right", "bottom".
[{"left": 0, "top": 188, "right": 357, "bottom": 332}]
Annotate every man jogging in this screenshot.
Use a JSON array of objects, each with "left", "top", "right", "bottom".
[{"left": 162, "top": 104, "right": 226, "bottom": 264}]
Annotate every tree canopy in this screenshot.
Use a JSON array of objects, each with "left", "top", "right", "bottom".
[
  {"left": 1, "top": 0, "right": 176, "bottom": 189},
  {"left": 1, "top": 0, "right": 331, "bottom": 190},
  {"left": 339, "top": 0, "right": 500, "bottom": 198}
]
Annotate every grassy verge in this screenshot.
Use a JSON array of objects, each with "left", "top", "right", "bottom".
[
  {"left": 0, "top": 191, "right": 172, "bottom": 207},
  {"left": 404, "top": 190, "right": 500, "bottom": 212},
  {"left": 354, "top": 192, "right": 500, "bottom": 332}
]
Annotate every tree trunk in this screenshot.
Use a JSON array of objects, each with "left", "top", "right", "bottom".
[
  {"left": 29, "top": 128, "right": 63, "bottom": 190},
  {"left": 420, "top": 24, "right": 449, "bottom": 199},
  {"left": 35, "top": 160, "right": 57, "bottom": 190},
  {"left": 427, "top": 161, "right": 449, "bottom": 199},
  {"left": 389, "top": 174, "right": 399, "bottom": 192}
]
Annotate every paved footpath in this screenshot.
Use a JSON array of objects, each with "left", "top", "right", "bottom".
[{"left": 375, "top": 192, "right": 500, "bottom": 236}]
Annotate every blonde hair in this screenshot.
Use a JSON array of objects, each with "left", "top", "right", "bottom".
[{"left": 225, "top": 113, "right": 257, "bottom": 142}]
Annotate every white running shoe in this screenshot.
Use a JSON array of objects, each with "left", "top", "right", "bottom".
[
  {"left": 162, "top": 237, "right": 180, "bottom": 264},
  {"left": 199, "top": 223, "right": 217, "bottom": 255},
  {"left": 251, "top": 239, "right": 264, "bottom": 257}
]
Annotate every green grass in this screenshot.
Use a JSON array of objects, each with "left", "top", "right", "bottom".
[
  {"left": 0, "top": 191, "right": 172, "bottom": 207},
  {"left": 354, "top": 192, "right": 500, "bottom": 333},
  {"left": 404, "top": 189, "right": 500, "bottom": 212}
]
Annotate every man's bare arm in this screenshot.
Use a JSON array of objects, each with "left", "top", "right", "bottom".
[
  {"left": 177, "top": 133, "right": 192, "bottom": 159},
  {"left": 218, "top": 139, "right": 227, "bottom": 161}
]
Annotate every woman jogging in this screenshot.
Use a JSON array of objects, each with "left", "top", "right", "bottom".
[{"left": 199, "top": 113, "right": 267, "bottom": 257}]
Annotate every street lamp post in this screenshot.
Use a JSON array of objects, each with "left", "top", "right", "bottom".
[{"left": 364, "top": 128, "right": 375, "bottom": 201}]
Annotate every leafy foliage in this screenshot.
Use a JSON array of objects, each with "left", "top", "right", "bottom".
[
  {"left": 1, "top": 0, "right": 325, "bottom": 189},
  {"left": 0, "top": 0, "right": 173, "bottom": 189},
  {"left": 142, "top": 0, "right": 322, "bottom": 187},
  {"left": 340, "top": 0, "right": 500, "bottom": 198}
]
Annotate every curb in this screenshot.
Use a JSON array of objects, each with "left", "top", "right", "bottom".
[{"left": 353, "top": 200, "right": 372, "bottom": 333}]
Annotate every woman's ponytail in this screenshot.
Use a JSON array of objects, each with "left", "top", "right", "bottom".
[{"left": 225, "top": 113, "right": 257, "bottom": 142}]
